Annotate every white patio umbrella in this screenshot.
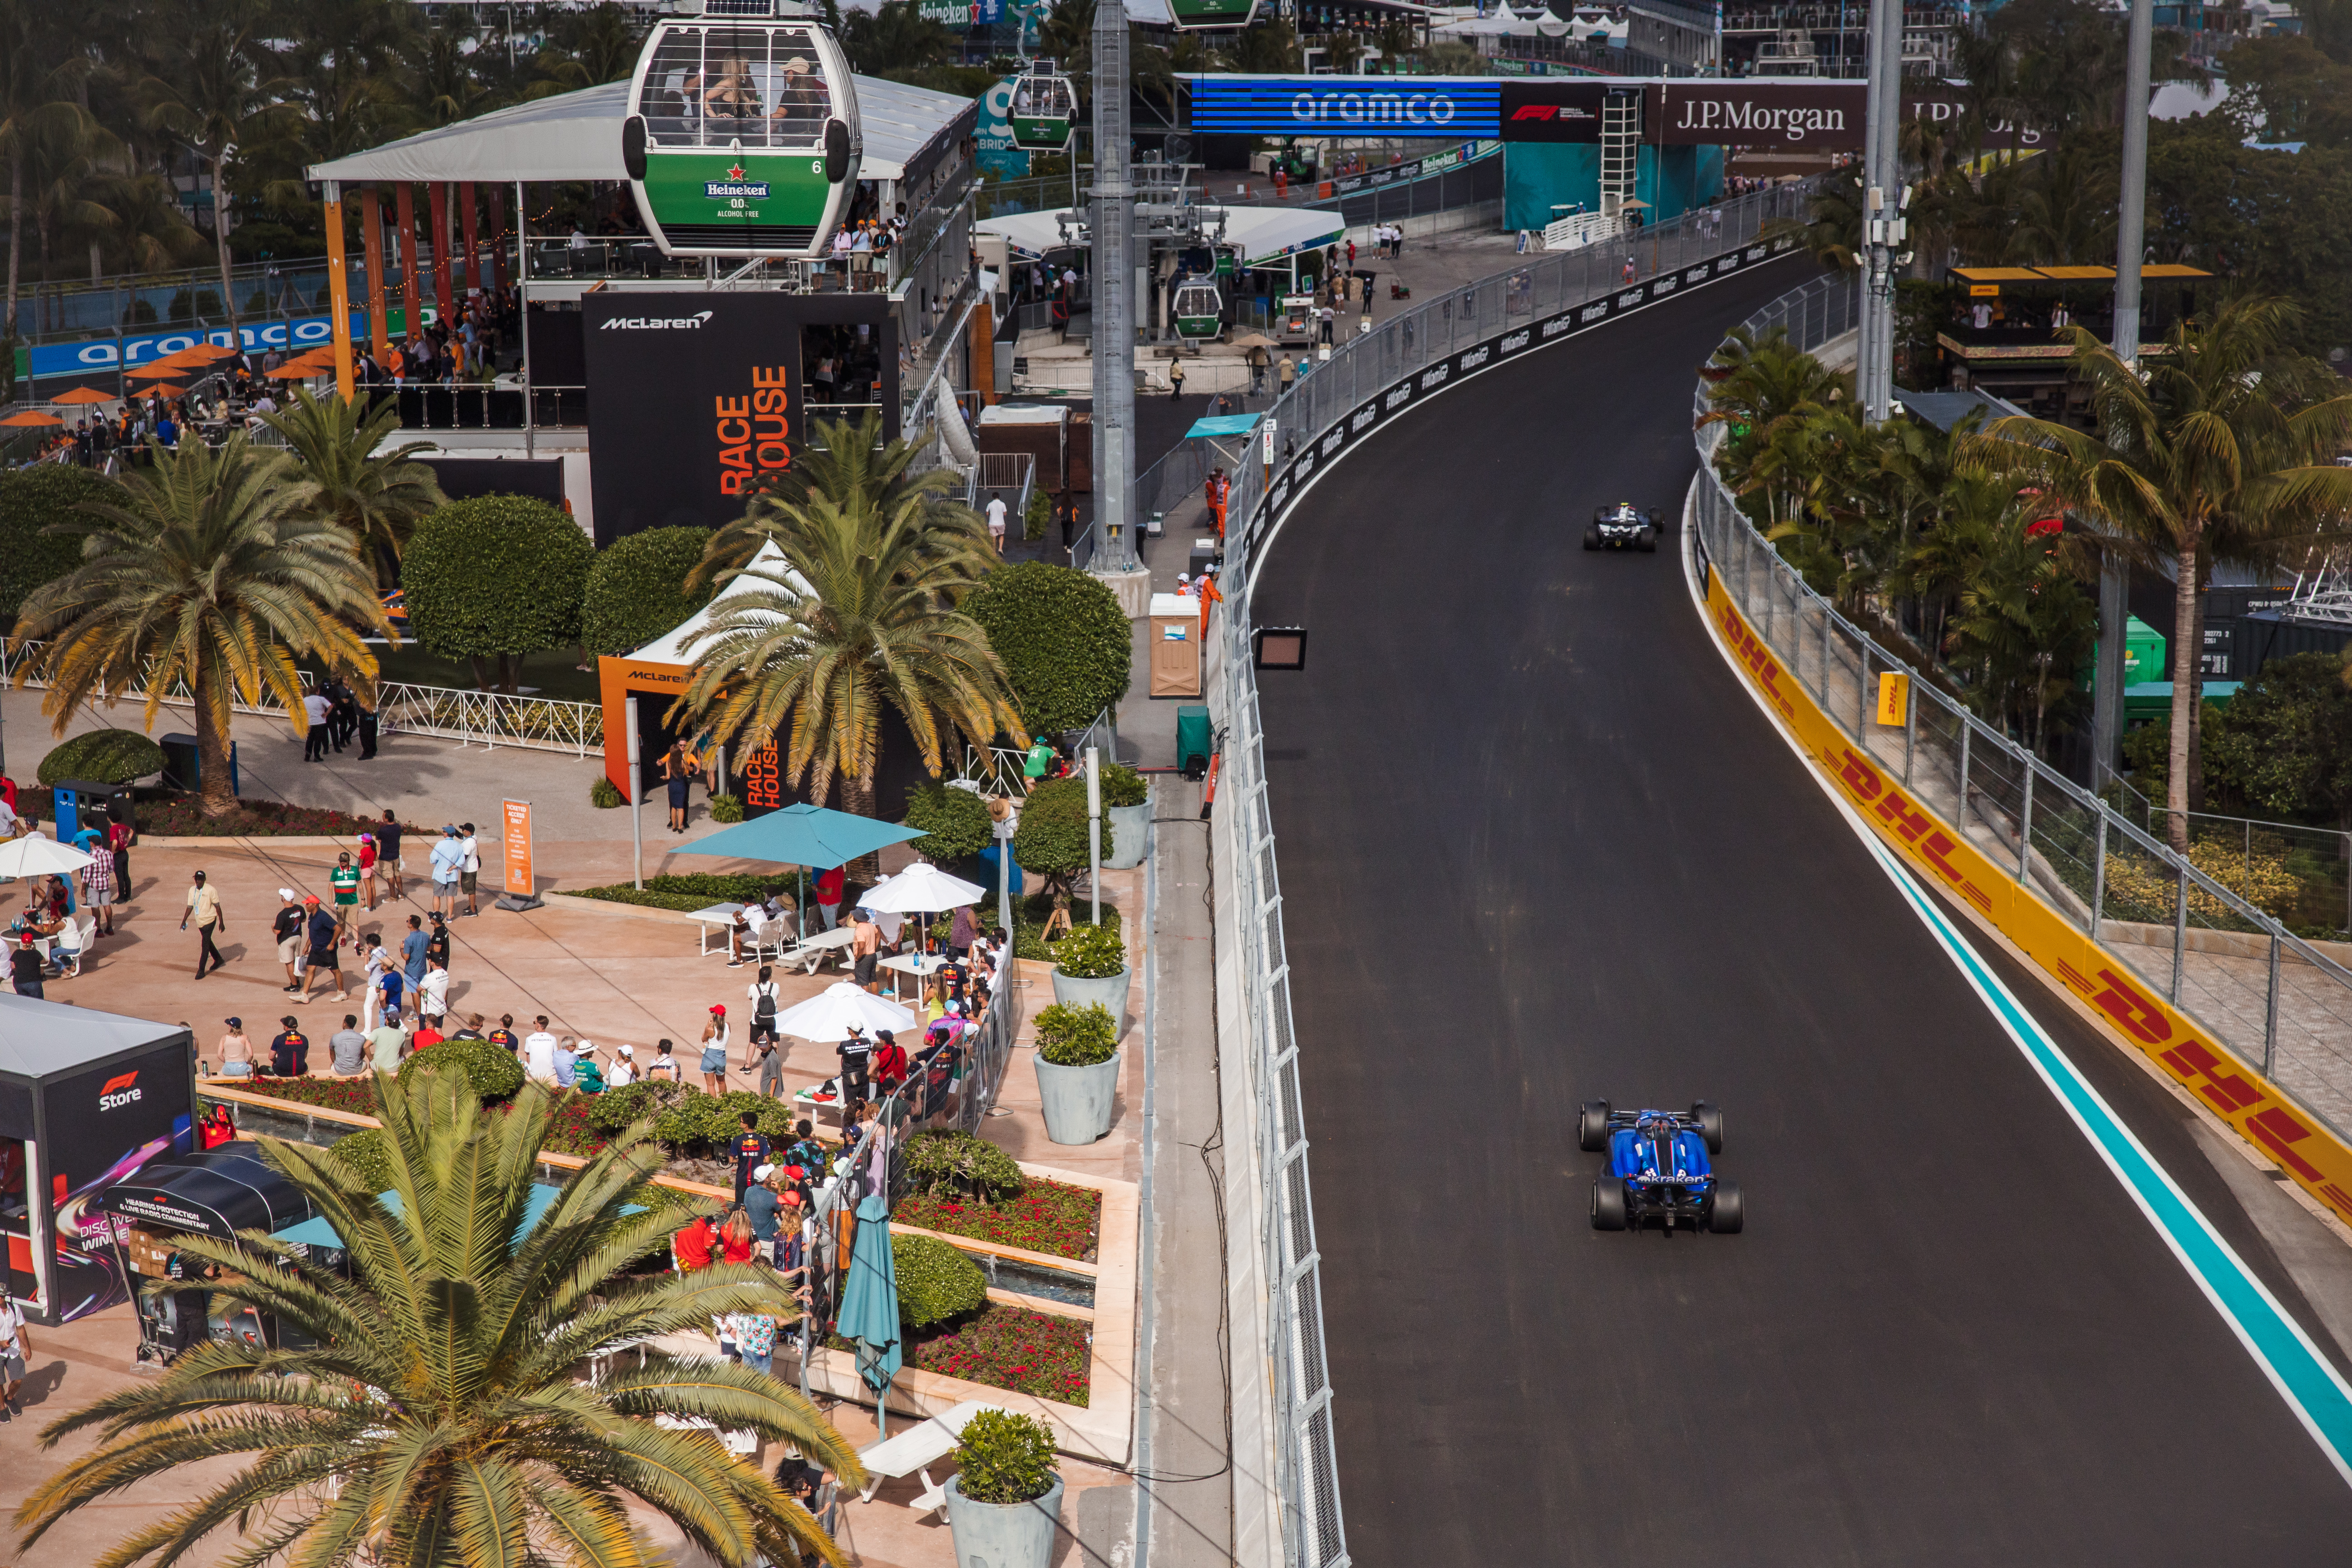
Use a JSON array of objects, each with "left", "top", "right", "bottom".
[
  {"left": 859, "top": 860, "right": 986, "bottom": 953},
  {"left": 769, "top": 981, "right": 917, "bottom": 1043},
  {"left": 0, "top": 836, "right": 92, "bottom": 879}
]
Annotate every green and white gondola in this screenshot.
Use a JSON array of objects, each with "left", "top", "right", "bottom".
[
  {"left": 621, "top": 0, "right": 860, "bottom": 259},
  {"left": 1172, "top": 277, "right": 1224, "bottom": 341},
  {"left": 1008, "top": 60, "right": 1076, "bottom": 153},
  {"left": 1167, "top": 0, "right": 1261, "bottom": 26}
]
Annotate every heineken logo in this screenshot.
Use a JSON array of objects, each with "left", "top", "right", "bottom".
[{"left": 706, "top": 164, "right": 771, "bottom": 199}]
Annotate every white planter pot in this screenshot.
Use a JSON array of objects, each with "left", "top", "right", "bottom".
[
  {"left": 1034, "top": 1050, "right": 1120, "bottom": 1144},
  {"left": 1050, "top": 965, "right": 1130, "bottom": 1034},
  {"left": 1102, "top": 802, "right": 1150, "bottom": 870},
  {"left": 946, "top": 1473, "right": 1065, "bottom": 1568}
]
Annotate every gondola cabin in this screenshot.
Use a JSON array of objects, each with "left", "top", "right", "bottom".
[
  {"left": 1008, "top": 60, "right": 1077, "bottom": 152},
  {"left": 621, "top": 0, "right": 862, "bottom": 259},
  {"left": 1172, "top": 277, "right": 1225, "bottom": 341},
  {"left": 1168, "top": 0, "right": 1261, "bottom": 26}
]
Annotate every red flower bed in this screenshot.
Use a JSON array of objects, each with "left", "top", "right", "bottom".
[
  {"left": 232, "top": 1075, "right": 379, "bottom": 1114},
  {"left": 142, "top": 796, "right": 377, "bottom": 838},
  {"left": 895, "top": 1180, "right": 1100, "bottom": 1262},
  {"left": 905, "top": 1305, "right": 1092, "bottom": 1407}
]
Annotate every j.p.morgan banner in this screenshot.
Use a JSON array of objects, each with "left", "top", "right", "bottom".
[
  {"left": 1187, "top": 75, "right": 2043, "bottom": 151},
  {"left": 1249, "top": 234, "right": 1800, "bottom": 537}
]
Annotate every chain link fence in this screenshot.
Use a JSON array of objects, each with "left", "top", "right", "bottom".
[
  {"left": 1192, "top": 176, "right": 1815, "bottom": 1568},
  {"left": 1689, "top": 272, "right": 2352, "bottom": 1147}
]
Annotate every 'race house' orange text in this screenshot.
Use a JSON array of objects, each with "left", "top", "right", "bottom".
[{"left": 717, "top": 365, "right": 791, "bottom": 495}]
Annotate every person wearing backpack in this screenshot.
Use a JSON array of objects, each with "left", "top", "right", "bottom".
[{"left": 747, "top": 965, "right": 781, "bottom": 1072}]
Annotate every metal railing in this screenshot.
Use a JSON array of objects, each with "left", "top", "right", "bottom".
[
  {"left": 1183, "top": 166, "right": 1816, "bottom": 1568},
  {"left": 1690, "top": 272, "right": 2352, "bottom": 1143},
  {"left": 2, "top": 641, "right": 603, "bottom": 757}
]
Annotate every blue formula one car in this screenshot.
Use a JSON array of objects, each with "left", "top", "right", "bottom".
[{"left": 1579, "top": 1101, "right": 1743, "bottom": 1234}]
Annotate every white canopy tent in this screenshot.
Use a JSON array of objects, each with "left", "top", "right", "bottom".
[
  {"left": 626, "top": 538, "right": 813, "bottom": 666},
  {"left": 306, "top": 75, "right": 973, "bottom": 187}
]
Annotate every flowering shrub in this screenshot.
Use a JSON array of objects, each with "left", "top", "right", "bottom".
[
  {"left": 231, "top": 1075, "right": 379, "bottom": 1113},
  {"left": 908, "top": 1306, "right": 1091, "bottom": 1407},
  {"left": 895, "top": 1178, "right": 1099, "bottom": 1262}
]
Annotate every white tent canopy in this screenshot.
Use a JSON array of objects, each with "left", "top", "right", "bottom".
[
  {"left": 307, "top": 74, "right": 973, "bottom": 187},
  {"left": 976, "top": 205, "right": 1345, "bottom": 267},
  {"left": 629, "top": 538, "right": 814, "bottom": 666}
]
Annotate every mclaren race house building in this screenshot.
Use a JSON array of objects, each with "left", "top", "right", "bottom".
[{"left": 306, "top": 71, "right": 981, "bottom": 546}]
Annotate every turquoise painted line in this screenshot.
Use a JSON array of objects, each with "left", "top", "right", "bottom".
[{"left": 1857, "top": 828, "right": 2352, "bottom": 1489}]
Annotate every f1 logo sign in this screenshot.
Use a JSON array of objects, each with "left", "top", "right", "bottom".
[{"left": 99, "top": 1069, "right": 143, "bottom": 1111}]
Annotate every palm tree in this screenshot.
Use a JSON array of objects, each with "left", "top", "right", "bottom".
[
  {"left": 678, "top": 490, "right": 1024, "bottom": 854},
  {"left": 688, "top": 410, "right": 981, "bottom": 595},
  {"left": 261, "top": 388, "right": 448, "bottom": 587},
  {"left": 137, "top": 0, "right": 280, "bottom": 339},
  {"left": 1964, "top": 298, "right": 2352, "bottom": 844},
  {"left": 7, "top": 435, "right": 389, "bottom": 818},
  {"left": 15, "top": 1067, "right": 862, "bottom": 1568},
  {"left": 0, "top": 0, "right": 90, "bottom": 339}
]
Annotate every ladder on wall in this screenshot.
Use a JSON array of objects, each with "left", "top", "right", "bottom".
[{"left": 1600, "top": 91, "right": 1640, "bottom": 217}]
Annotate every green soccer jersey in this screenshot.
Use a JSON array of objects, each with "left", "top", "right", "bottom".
[{"left": 330, "top": 866, "right": 360, "bottom": 906}]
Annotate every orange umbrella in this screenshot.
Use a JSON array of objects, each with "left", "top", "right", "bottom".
[
  {"left": 128, "top": 359, "right": 195, "bottom": 380},
  {"left": 138, "top": 382, "right": 188, "bottom": 397},
  {"left": 181, "top": 342, "right": 237, "bottom": 361},
  {"left": 0, "top": 410, "right": 65, "bottom": 427},
  {"left": 266, "top": 362, "right": 321, "bottom": 380},
  {"left": 53, "top": 386, "right": 115, "bottom": 405}
]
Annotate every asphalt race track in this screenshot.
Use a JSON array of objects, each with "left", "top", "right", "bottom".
[{"left": 1250, "top": 255, "right": 2352, "bottom": 1565}]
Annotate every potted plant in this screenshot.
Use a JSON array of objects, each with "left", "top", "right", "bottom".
[
  {"left": 945, "top": 1409, "right": 1064, "bottom": 1568},
  {"left": 1099, "top": 763, "right": 1150, "bottom": 871},
  {"left": 1032, "top": 1001, "right": 1119, "bottom": 1144},
  {"left": 1048, "top": 922, "right": 1128, "bottom": 1028}
]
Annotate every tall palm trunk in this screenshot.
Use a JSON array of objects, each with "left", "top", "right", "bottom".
[
  {"left": 4, "top": 142, "right": 20, "bottom": 341},
  {"left": 2165, "top": 530, "right": 2199, "bottom": 853},
  {"left": 193, "top": 644, "right": 238, "bottom": 818},
  {"left": 842, "top": 771, "right": 881, "bottom": 883},
  {"left": 211, "top": 148, "right": 237, "bottom": 336}
]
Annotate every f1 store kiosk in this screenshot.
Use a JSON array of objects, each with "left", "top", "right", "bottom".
[{"left": 0, "top": 994, "right": 195, "bottom": 1324}]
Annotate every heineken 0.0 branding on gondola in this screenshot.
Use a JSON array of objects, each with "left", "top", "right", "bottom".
[
  {"left": 621, "top": 2, "right": 861, "bottom": 259},
  {"left": 1167, "top": 0, "right": 1259, "bottom": 26},
  {"left": 1007, "top": 59, "right": 1076, "bottom": 152}
]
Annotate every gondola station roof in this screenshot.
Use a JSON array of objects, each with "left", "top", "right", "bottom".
[{"left": 307, "top": 74, "right": 976, "bottom": 187}]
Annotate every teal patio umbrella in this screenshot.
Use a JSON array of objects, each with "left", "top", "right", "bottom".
[
  {"left": 675, "top": 802, "right": 927, "bottom": 940},
  {"left": 837, "top": 1192, "right": 903, "bottom": 1435}
]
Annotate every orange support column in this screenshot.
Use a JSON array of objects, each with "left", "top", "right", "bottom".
[
  {"left": 323, "top": 182, "right": 355, "bottom": 401},
  {"left": 396, "top": 184, "right": 420, "bottom": 348},
  {"left": 359, "top": 187, "right": 390, "bottom": 363},
  {"left": 429, "top": 182, "right": 454, "bottom": 327}
]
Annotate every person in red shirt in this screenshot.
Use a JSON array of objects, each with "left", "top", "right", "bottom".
[
  {"left": 674, "top": 1213, "right": 720, "bottom": 1272},
  {"left": 198, "top": 1106, "right": 237, "bottom": 1149},
  {"left": 411, "top": 1018, "right": 444, "bottom": 1051},
  {"left": 815, "top": 864, "right": 845, "bottom": 931},
  {"left": 719, "top": 1209, "right": 757, "bottom": 1266}
]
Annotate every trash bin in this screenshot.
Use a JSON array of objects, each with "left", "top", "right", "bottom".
[
  {"left": 159, "top": 733, "right": 238, "bottom": 798},
  {"left": 1177, "top": 706, "right": 1212, "bottom": 780}
]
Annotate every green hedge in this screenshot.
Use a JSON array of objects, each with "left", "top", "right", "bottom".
[
  {"left": 0, "top": 464, "right": 108, "bottom": 625},
  {"left": 965, "top": 561, "right": 1131, "bottom": 735},
  {"left": 582, "top": 526, "right": 715, "bottom": 656},
  {"left": 895, "top": 1232, "right": 990, "bottom": 1328},
  {"left": 403, "top": 495, "right": 593, "bottom": 661},
  {"left": 569, "top": 871, "right": 849, "bottom": 914},
  {"left": 1014, "top": 776, "right": 1109, "bottom": 881},
  {"left": 899, "top": 1129, "right": 1025, "bottom": 1201},
  {"left": 36, "top": 729, "right": 165, "bottom": 787},
  {"left": 400, "top": 1037, "right": 525, "bottom": 1100},
  {"left": 328, "top": 1127, "right": 393, "bottom": 1189},
  {"left": 1099, "top": 763, "right": 1147, "bottom": 809},
  {"left": 902, "top": 782, "right": 992, "bottom": 862},
  {"left": 1049, "top": 922, "right": 1125, "bottom": 979}
]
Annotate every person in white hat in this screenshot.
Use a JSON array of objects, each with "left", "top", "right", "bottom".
[
  {"left": 271, "top": 889, "right": 306, "bottom": 990},
  {"left": 606, "top": 1043, "right": 637, "bottom": 1088}
]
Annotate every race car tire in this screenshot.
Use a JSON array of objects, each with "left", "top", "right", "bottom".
[
  {"left": 1592, "top": 1177, "right": 1628, "bottom": 1231},
  {"left": 1637, "top": 528, "right": 1657, "bottom": 553},
  {"left": 1691, "top": 1100, "right": 1723, "bottom": 1154},
  {"left": 1578, "top": 1100, "right": 1611, "bottom": 1152},
  {"left": 1583, "top": 527, "right": 1601, "bottom": 551},
  {"left": 1708, "top": 1181, "right": 1744, "bottom": 1234}
]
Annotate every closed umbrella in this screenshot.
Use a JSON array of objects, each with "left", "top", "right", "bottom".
[
  {"left": 769, "top": 981, "right": 916, "bottom": 1043},
  {"left": 836, "top": 1193, "right": 902, "bottom": 1435},
  {"left": 0, "top": 837, "right": 92, "bottom": 878}
]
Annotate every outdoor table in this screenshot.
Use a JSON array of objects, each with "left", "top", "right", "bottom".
[
  {"left": 791, "top": 1081, "right": 856, "bottom": 1131},
  {"left": 686, "top": 902, "right": 746, "bottom": 957},
  {"left": 779, "top": 926, "right": 858, "bottom": 974},
  {"left": 875, "top": 952, "right": 947, "bottom": 1005}
]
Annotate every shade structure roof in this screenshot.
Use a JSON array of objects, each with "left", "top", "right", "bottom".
[
  {"left": 675, "top": 802, "right": 924, "bottom": 871},
  {"left": 1184, "top": 413, "right": 1264, "bottom": 439},
  {"left": 307, "top": 74, "right": 974, "bottom": 187},
  {"left": 0, "top": 993, "right": 182, "bottom": 1080},
  {"left": 976, "top": 204, "right": 1345, "bottom": 267},
  {"left": 93, "top": 1147, "right": 317, "bottom": 1239}
]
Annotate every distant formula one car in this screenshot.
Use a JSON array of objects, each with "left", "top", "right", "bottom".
[
  {"left": 1584, "top": 503, "right": 1660, "bottom": 553},
  {"left": 1579, "top": 1100, "right": 1743, "bottom": 1234}
]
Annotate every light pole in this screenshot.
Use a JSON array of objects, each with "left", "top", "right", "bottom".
[
  {"left": 1085, "top": 746, "right": 1102, "bottom": 928},
  {"left": 625, "top": 695, "right": 643, "bottom": 891},
  {"left": 1089, "top": 0, "right": 1133, "bottom": 572},
  {"left": 1858, "top": 0, "right": 1903, "bottom": 424},
  {"left": 2094, "top": 0, "right": 2156, "bottom": 789}
]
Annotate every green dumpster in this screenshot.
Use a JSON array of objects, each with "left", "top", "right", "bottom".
[{"left": 1177, "top": 705, "right": 1213, "bottom": 779}]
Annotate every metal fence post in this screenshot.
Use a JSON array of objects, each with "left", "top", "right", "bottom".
[
  {"left": 1902, "top": 681, "right": 1916, "bottom": 787},
  {"left": 1957, "top": 720, "right": 1971, "bottom": 837},
  {"left": 2090, "top": 813, "right": 2108, "bottom": 942},
  {"left": 2017, "top": 763, "right": 2035, "bottom": 882},
  {"left": 1817, "top": 607, "right": 1830, "bottom": 704},
  {"left": 2265, "top": 932, "right": 2282, "bottom": 1077},
  {"left": 2171, "top": 862, "right": 2189, "bottom": 1004},
  {"left": 1857, "top": 642, "right": 1871, "bottom": 738}
]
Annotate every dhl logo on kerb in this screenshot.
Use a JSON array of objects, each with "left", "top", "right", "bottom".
[
  {"left": 1826, "top": 745, "right": 1992, "bottom": 916},
  {"left": 1711, "top": 598, "right": 1794, "bottom": 719}
]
